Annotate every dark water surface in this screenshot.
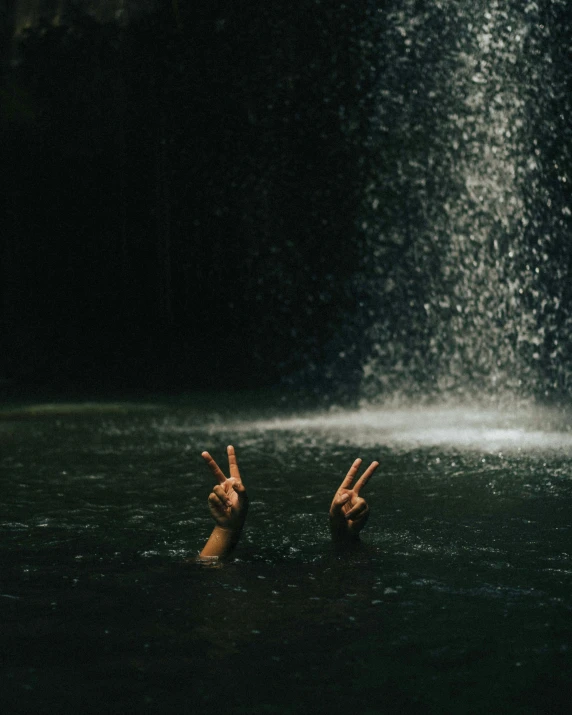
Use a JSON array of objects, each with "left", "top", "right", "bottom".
[{"left": 1, "top": 399, "right": 571, "bottom": 713}]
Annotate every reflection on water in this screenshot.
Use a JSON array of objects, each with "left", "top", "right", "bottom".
[{"left": 1, "top": 401, "right": 571, "bottom": 713}]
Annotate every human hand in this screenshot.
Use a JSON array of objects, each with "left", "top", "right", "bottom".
[
  {"left": 329, "top": 458, "right": 379, "bottom": 541},
  {"left": 202, "top": 445, "right": 248, "bottom": 532}
]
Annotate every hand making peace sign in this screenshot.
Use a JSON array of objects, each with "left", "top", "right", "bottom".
[
  {"left": 197, "top": 446, "right": 378, "bottom": 560},
  {"left": 201, "top": 445, "right": 249, "bottom": 532},
  {"left": 329, "top": 458, "right": 379, "bottom": 540}
]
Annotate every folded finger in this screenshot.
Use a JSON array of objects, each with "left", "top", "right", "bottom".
[
  {"left": 208, "top": 492, "right": 227, "bottom": 513},
  {"left": 227, "top": 445, "right": 241, "bottom": 481},
  {"left": 345, "top": 498, "right": 368, "bottom": 521},
  {"left": 350, "top": 509, "right": 369, "bottom": 531},
  {"left": 330, "top": 491, "right": 350, "bottom": 517},
  {"left": 339, "top": 458, "right": 362, "bottom": 490},
  {"left": 354, "top": 460, "right": 379, "bottom": 494},
  {"left": 202, "top": 451, "right": 227, "bottom": 484},
  {"left": 213, "top": 483, "right": 231, "bottom": 507}
]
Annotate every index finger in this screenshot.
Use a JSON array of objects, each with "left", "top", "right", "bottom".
[
  {"left": 354, "top": 460, "right": 379, "bottom": 494},
  {"left": 339, "top": 458, "right": 362, "bottom": 490},
  {"left": 227, "top": 445, "right": 241, "bottom": 481},
  {"left": 201, "top": 451, "right": 227, "bottom": 485}
]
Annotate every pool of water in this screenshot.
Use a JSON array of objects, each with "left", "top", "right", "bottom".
[{"left": 1, "top": 398, "right": 571, "bottom": 713}]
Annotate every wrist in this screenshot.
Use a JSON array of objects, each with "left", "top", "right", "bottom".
[
  {"left": 330, "top": 518, "right": 360, "bottom": 540},
  {"left": 213, "top": 524, "right": 243, "bottom": 538},
  {"left": 200, "top": 524, "right": 243, "bottom": 558}
]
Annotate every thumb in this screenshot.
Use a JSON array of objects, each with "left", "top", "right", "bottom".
[
  {"left": 231, "top": 478, "right": 248, "bottom": 502},
  {"left": 330, "top": 491, "right": 350, "bottom": 516}
]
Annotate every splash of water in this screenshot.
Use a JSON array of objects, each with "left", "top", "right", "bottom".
[{"left": 227, "top": 405, "right": 572, "bottom": 452}]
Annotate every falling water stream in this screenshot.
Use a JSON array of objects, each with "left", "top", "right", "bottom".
[{"left": 358, "top": 0, "right": 571, "bottom": 403}]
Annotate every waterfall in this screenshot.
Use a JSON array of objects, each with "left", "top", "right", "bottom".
[{"left": 358, "top": 0, "right": 571, "bottom": 405}]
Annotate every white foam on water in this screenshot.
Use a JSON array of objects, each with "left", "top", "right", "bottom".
[{"left": 234, "top": 407, "right": 572, "bottom": 452}]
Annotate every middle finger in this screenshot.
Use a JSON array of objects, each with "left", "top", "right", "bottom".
[{"left": 354, "top": 460, "right": 379, "bottom": 494}]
